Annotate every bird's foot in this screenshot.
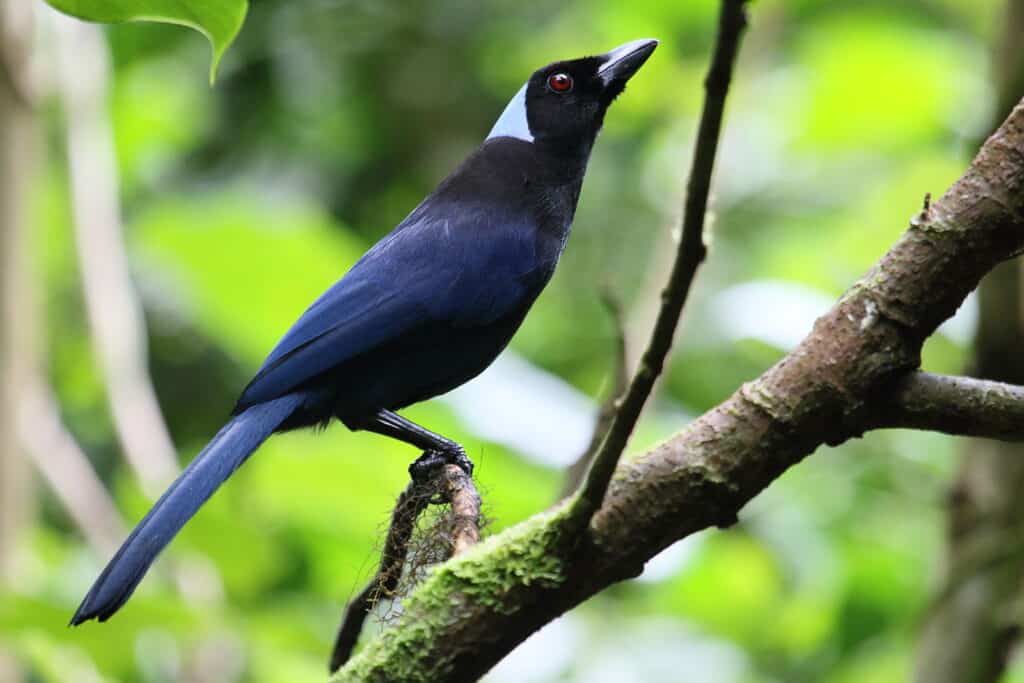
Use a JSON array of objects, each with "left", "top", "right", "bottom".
[
  {"left": 409, "top": 450, "right": 447, "bottom": 482},
  {"left": 409, "top": 445, "right": 473, "bottom": 483},
  {"left": 449, "top": 447, "right": 474, "bottom": 477}
]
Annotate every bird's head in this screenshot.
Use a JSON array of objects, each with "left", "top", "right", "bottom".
[{"left": 487, "top": 39, "right": 658, "bottom": 154}]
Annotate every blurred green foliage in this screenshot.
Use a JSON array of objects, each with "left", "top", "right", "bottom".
[{"left": 1, "top": 0, "right": 1016, "bottom": 681}]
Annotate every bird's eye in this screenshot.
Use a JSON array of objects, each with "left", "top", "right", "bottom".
[{"left": 547, "top": 72, "right": 573, "bottom": 93}]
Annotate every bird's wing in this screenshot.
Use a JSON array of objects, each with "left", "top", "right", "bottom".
[{"left": 234, "top": 204, "right": 544, "bottom": 410}]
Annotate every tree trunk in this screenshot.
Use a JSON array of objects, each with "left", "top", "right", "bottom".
[
  {"left": 0, "top": 0, "right": 36, "bottom": 584},
  {"left": 0, "top": 2, "right": 36, "bottom": 680},
  {"left": 913, "top": 2, "right": 1024, "bottom": 681},
  {"left": 914, "top": 265, "right": 1024, "bottom": 682}
]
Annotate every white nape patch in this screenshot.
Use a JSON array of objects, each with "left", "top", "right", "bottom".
[{"left": 486, "top": 83, "right": 533, "bottom": 143}]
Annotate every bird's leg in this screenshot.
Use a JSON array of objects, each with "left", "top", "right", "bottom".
[{"left": 352, "top": 409, "right": 473, "bottom": 481}]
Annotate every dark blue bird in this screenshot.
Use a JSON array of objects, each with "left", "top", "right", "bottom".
[{"left": 71, "top": 38, "right": 658, "bottom": 625}]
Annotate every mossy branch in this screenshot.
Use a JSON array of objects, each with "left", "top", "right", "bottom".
[{"left": 328, "top": 98, "right": 1024, "bottom": 683}]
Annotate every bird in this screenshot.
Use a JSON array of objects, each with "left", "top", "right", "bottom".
[{"left": 70, "top": 38, "right": 658, "bottom": 625}]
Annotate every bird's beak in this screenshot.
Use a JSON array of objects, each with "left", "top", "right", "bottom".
[{"left": 597, "top": 38, "right": 658, "bottom": 87}]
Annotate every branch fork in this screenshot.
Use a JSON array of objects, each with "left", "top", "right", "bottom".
[{"left": 329, "top": 0, "right": 1024, "bottom": 677}]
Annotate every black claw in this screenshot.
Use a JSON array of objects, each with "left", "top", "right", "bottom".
[
  {"left": 409, "top": 449, "right": 448, "bottom": 483},
  {"left": 449, "top": 449, "right": 474, "bottom": 477},
  {"left": 408, "top": 445, "right": 474, "bottom": 483}
]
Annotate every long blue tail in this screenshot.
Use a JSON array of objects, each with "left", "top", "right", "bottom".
[{"left": 71, "top": 394, "right": 303, "bottom": 624}]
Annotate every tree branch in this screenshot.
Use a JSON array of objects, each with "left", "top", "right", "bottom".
[
  {"left": 439, "top": 465, "right": 482, "bottom": 556},
  {"left": 17, "top": 376, "right": 127, "bottom": 556},
  {"left": 571, "top": 0, "right": 749, "bottom": 522},
  {"left": 868, "top": 372, "right": 1024, "bottom": 441},
  {"left": 331, "top": 98, "right": 1024, "bottom": 683}
]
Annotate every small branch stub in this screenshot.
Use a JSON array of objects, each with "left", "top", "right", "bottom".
[
  {"left": 439, "top": 464, "right": 482, "bottom": 556},
  {"left": 561, "top": 291, "right": 629, "bottom": 498},
  {"left": 329, "top": 464, "right": 482, "bottom": 673}
]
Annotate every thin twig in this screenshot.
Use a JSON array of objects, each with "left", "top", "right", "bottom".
[
  {"left": 561, "top": 291, "right": 628, "bottom": 498},
  {"left": 329, "top": 465, "right": 481, "bottom": 672},
  {"left": 570, "top": 0, "right": 750, "bottom": 522}
]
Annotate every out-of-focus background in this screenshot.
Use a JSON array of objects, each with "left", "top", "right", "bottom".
[{"left": 1, "top": 0, "right": 1022, "bottom": 681}]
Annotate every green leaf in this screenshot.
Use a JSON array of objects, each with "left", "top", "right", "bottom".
[{"left": 43, "top": 0, "right": 247, "bottom": 82}]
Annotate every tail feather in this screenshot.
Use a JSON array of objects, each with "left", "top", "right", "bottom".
[{"left": 70, "top": 394, "right": 303, "bottom": 625}]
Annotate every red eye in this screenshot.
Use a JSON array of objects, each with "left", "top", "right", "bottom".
[{"left": 547, "top": 72, "right": 573, "bottom": 93}]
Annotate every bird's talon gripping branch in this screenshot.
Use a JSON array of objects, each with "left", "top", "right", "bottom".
[
  {"left": 448, "top": 447, "right": 474, "bottom": 477},
  {"left": 409, "top": 446, "right": 473, "bottom": 483},
  {"left": 409, "top": 450, "right": 449, "bottom": 482}
]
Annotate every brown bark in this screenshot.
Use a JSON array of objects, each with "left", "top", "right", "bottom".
[
  {"left": 869, "top": 372, "right": 1024, "bottom": 439},
  {"left": 332, "top": 100, "right": 1024, "bottom": 683},
  {"left": 441, "top": 465, "right": 482, "bottom": 556}
]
